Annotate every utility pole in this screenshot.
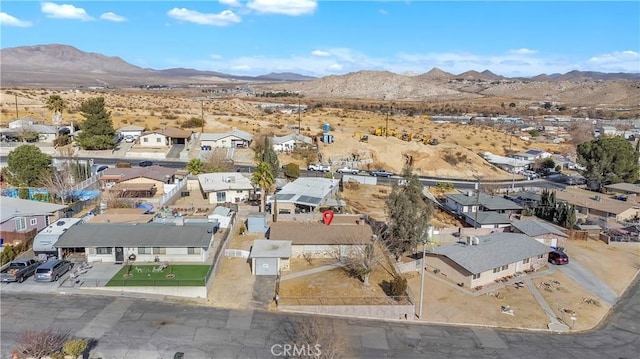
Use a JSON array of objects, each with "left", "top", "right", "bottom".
[
  {"left": 15, "top": 93, "right": 19, "bottom": 120},
  {"left": 418, "top": 224, "right": 431, "bottom": 319},
  {"left": 474, "top": 177, "right": 480, "bottom": 229},
  {"left": 385, "top": 104, "right": 392, "bottom": 138},
  {"left": 298, "top": 99, "right": 301, "bottom": 135},
  {"left": 201, "top": 100, "right": 205, "bottom": 134}
]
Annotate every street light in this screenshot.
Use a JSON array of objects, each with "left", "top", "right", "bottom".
[{"left": 418, "top": 224, "right": 432, "bottom": 319}]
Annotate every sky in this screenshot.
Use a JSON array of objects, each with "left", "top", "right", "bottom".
[{"left": 1, "top": 1, "right": 639, "bottom": 77}]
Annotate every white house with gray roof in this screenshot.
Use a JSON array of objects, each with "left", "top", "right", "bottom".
[
  {"left": 446, "top": 191, "right": 521, "bottom": 228},
  {"left": 53, "top": 222, "right": 214, "bottom": 263},
  {"left": 509, "top": 219, "right": 568, "bottom": 247},
  {"left": 200, "top": 129, "right": 253, "bottom": 149},
  {"left": 426, "top": 233, "right": 550, "bottom": 288},
  {"left": 272, "top": 133, "right": 313, "bottom": 152},
  {"left": 267, "top": 177, "right": 339, "bottom": 214},
  {"left": 197, "top": 172, "right": 255, "bottom": 204}
]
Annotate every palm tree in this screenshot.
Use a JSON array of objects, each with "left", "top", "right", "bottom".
[
  {"left": 46, "top": 95, "right": 65, "bottom": 137},
  {"left": 186, "top": 158, "right": 205, "bottom": 175},
  {"left": 252, "top": 161, "right": 275, "bottom": 213}
]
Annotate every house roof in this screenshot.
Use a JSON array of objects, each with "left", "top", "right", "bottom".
[
  {"left": 197, "top": 172, "right": 254, "bottom": 192},
  {"left": 555, "top": 187, "right": 638, "bottom": 215},
  {"left": 250, "top": 239, "right": 292, "bottom": 258},
  {"left": 268, "top": 222, "right": 373, "bottom": 245},
  {"left": 464, "top": 211, "right": 511, "bottom": 225},
  {"left": 507, "top": 191, "right": 541, "bottom": 203},
  {"left": 110, "top": 183, "right": 156, "bottom": 192},
  {"left": 575, "top": 224, "right": 602, "bottom": 231},
  {"left": 524, "top": 149, "right": 547, "bottom": 155},
  {"left": 604, "top": 183, "right": 640, "bottom": 195},
  {"left": 54, "top": 223, "right": 214, "bottom": 248},
  {"left": 510, "top": 220, "right": 568, "bottom": 238},
  {"left": 100, "top": 166, "right": 178, "bottom": 183},
  {"left": 25, "top": 124, "right": 57, "bottom": 134},
  {"left": 118, "top": 125, "right": 146, "bottom": 132},
  {"left": 141, "top": 126, "right": 192, "bottom": 139},
  {"left": 200, "top": 129, "right": 253, "bottom": 142},
  {"left": 0, "top": 196, "right": 67, "bottom": 223},
  {"left": 86, "top": 214, "right": 154, "bottom": 224},
  {"left": 272, "top": 133, "right": 312, "bottom": 145},
  {"left": 447, "top": 191, "right": 522, "bottom": 211},
  {"left": 429, "top": 233, "right": 551, "bottom": 274},
  {"left": 269, "top": 177, "right": 338, "bottom": 207},
  {"left": 212, "top": 206, "right": 233, "bottom": 216}
]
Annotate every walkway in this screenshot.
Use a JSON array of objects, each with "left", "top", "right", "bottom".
[
  {"left": 523, "top": 277, "right": 569, "bottom": 331},
  {"left": 280, "top": 262, "right": 346, "bottom": 281}
]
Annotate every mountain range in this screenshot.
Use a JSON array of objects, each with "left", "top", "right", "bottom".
[{"left": 1, "top": 44, "right": 639, "bottom": 104}]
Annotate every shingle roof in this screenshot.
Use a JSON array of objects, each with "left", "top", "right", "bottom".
[
  {"left": 510, "top": 220, "right": 568, "bottom": 238},
  {"left": 100, "top": 166, "right": 178, "bottom": 183},
  {"left": 272, "top": 133, "right": 312, "bottom": 145},
  {"left": 54, "top": 223, "right": 214, "bottom": 248},
  {"left": 429, "top": 233, "right": 551, "bottom": 274},
  {"left": 197, "top": 173, "right": 254, "bottom": 192},
  {"left": 604, "top": 183, "right": 640, "bottom": 195},
  {"left": 268, "top": 222, "right": 373, "bottom": 245},
  {"left": 464, "top": 211, "right": 511, "bottom": 225},
  {"left": 250, "top": 240, "right": 292, "bottom": 258},
  {"left": 141, "top": 126, "right": 192, "bottom": 139},
  {"left": 118, "top": 125, "right": 146, "bottom": 132},
  {"left": 447, "top": 192, "right": 522, "bottom": 210},
  {"left": 0, "top": 197, "right": 67, "bottom": 223},
  {"left": 200, "top": 129, "right": 253, "bottom": 142}
]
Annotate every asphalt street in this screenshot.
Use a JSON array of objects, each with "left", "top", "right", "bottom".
[{"left": 1, "top": 275, "right": 638, "bottom": 359}]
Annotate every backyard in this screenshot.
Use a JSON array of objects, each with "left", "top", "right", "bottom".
[{"left": 106, "top": 264, "right": 210, "bottom": 287}]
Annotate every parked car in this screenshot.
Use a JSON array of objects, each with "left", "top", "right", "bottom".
[
  {"left": 34, "top": 259, "right": 72, "bottom": 282},
  {"left": 370, "top": 169, "right": 393, "bottom": 177},
  {"left": 124, "top": 135, "right": 135, "bottom": 143},
  {"left": 548, "top": 250, "right": 569, "bottom": 265},
  {"left": 336, "top": 167, "right": 359, "bottom": 174},
  {"left": 96, "top": 165, "right": 109, "bottom": 173},
  {"left": 139, "top": 160, "right": 154, "bottom": 167},
  {"left": 0, "top": 258, "right": 41, "bottom": 283}
]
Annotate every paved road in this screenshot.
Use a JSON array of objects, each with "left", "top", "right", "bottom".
[
  {"left": 1, "top": 276, "right": 638, "bottom": 359},
  {"left": 557, "top": 261, "right": 619, "bottom": 306}
]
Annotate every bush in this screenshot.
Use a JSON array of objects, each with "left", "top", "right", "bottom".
[
  {"left": 180, "top": 117, "right": 205, "bottom": 129},
  {"left": 283, "top": 163, "right": 300, "bottom": 179},
  {"left": 16, "top": 328, "right": 70, "bottom": 359},
  {"left": 389, "top": 275, "right": 408, "bottom": 297},
  {"left": 63, "top": 338, "right": 89, "bottom": 357},
  {"left": 1, "top": 245, "right": 17, "bottom": 265}
]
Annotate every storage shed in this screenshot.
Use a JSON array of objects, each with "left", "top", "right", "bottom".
[
  {"left": 247, "top": 212, "right": 268, "bottom": 233},
  {"left": 250, "top": 240, "right": 291, "bottom": 276}
]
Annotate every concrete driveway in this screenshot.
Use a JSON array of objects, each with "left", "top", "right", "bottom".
[{"left": 557, "top": 260, "right": 618, "bottom": 306}]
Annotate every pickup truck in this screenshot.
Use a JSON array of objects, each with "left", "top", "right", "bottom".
[
  {"left": 307, "top": 163, "right": 331, "bottom": 172},
  {"left": 0, "top": 258, "right": 41, "bottom": 283},
  {"left": 336, "top": 167, "right": 359, "bottom": 174}
]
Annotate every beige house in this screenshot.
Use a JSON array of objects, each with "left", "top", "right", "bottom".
[
  {"left": 200, "top": 129, "right": 253, "bottom": 149},
  {"left": 100, "top": 166, "right": 179, "bottom": 197},
  {"left": 508, "top": 219, "right": 569, "bottom": 248},
  {"left": 197, "top": 172, "right": 254, "bottom": 204},
  {"left": 138, "top": 127, "right": 192, "bottom": 148},
  {"left": 426, "top": 233, "right": 550, "bottom": 289},
  {"left": 554, "top": 187, "right": 640, "bottom": 222},
  {"left": 268, "top": 220, "right": 373, "bottom": 258}
]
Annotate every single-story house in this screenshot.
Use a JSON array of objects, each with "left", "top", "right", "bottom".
[
  {"left": 268, "top": 221, "right": 373, "bottom": 258},
  {"left": 481, "top": 152, "right": 531, "bottom": 173},
  {"left": 268, "top": 177, "right": 340, "bottom": 214},
  {"left": 1, "top": 123, "right": 57, "bottom": 143},
  {"left": 200, "top": 129, "right": 253, "bottom": 149},
  {"left": 505, "top": 191, "right": 541, "bottom": 207},
  {"left": 197, "top": 172, "right": 255, "bottom": 204},
  {"left": 138, "top": 127, "right": 192, "bottom": 147},
  {"left": 604, "top": 183, "right": 640, "bottom": 197},
  {"left": 426, "top": 233, "right": 551, "bottom": 288},
  {"left": 508, "top": 219, "right": 568, "bottom": 247},
  {"left": 53, "top": 222, "right": 215, "bottom": 263},
  {"left": 117, "top": 125, "right": 146, "bottom": 139},
  {"left": 0, "top": 197, "right": 67, "bottom": 246},
  {"left": 462, "top": 211, "right": 512, "bottom": 228},
  {"left": 207, "top": 206, "right": 234, "bottom": 228},
  {"left": 86, "top": 208, "right": 155, "bottom": 224},
  {"left": 555, "top": 187, "right": 640, "bottom": 221},
  {"left": 272, "top": 133, "right": 313, "bottom": 152},
  {"left": 100, "top": 166, "right": 179, "bottom": 195},
  {"left": 250, "top": 239, "right": 292, "bottom": 276},
  {"left": 9, "top": 117, "right": 36, "bottom": 129}
]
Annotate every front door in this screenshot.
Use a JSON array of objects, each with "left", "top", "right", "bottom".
[{"left": 115, "top": 247, "right": 124, "bottom": 262}]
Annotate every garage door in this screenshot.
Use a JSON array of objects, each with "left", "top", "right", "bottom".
[{"left": 255, "top": 258, "right": 278, "bottom": 276}]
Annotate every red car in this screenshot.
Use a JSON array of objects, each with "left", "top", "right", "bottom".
[{"left": 548, "top": 250, "right": 569, "bottom": 265}]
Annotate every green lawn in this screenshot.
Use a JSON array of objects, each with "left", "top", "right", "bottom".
[{"left": 106, "top": 264, "right": 211, "bottom": 287}]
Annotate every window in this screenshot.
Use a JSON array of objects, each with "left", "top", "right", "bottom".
[
  {"left": 30, "top": 218, "right": 37, "bottom": 226},
  {"left": 493, "top": 267, "right": 500, "bottom": 273},
  {"left": 143, "top": 137, "right": 148, "bottom": 142},
  {"left": 523, "top": 258, "right": 530, "bottom": 264},
  {"left": 15, "top": 217, "right": 27, "bottom": 231},
  {"left": 138, "top": 247, "right": 151, "bottom": 254},
  {"left": 188, "top": 247, "right": 202, "bottom": 255},
  {"left": 96, "top": 247, "right": 112, "bottom": 255},
  {"left": 501, "top": 265, "right": 508, "bottom": 271},
  {"left": 216, "top": 192, "right": 226, "bottom": 202},
  {"left": 153, "top": 247, "right": 166, "bottom": 255},
  {"left": 472, "top": 273, "right": 481, "bottom": 280},
  {"left": 156, "top": 138, "right": 162, "bottom": 143}
]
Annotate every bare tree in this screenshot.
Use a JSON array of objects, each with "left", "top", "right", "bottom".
[
  {"left": 274, "top": 317, "right": 349, "bottom": 359},
  {"left": 100, "top": 189, "right": 135, "bottom": 209},
  {"left": 40, "top": 170, "right": 75, "bottom": 205},
  {"left": 568, "top": 121, "right": 595, "bottom": 145},
  {"left": 201, "top": 148, "right": 235, "bottom": 172},
  {"left": 338, "top": 232, "right": 385, "bottom": 286},
  {"left": 15, "top": 327, "right": 71, "bottom": 359}
]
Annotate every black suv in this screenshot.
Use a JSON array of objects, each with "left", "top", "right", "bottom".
[{"left": 139, "top": 161, "right": 154, "bottom": 167}]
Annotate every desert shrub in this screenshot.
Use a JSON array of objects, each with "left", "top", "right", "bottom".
[
  {"left": 180, "top": 117, "right": 205, "bottom": 129},
  {"left": 436, "top": 182, "right": 454, "bottom": 190},
  {"left": 344, "top": 180, "right": 360, "bottom": 190},
  {"left": 63, "top": 338, "right": 88, "bottom": 357},
  {"left": 389, "top": 275, "right": 408, "bottom": 296},
  {"left": 53, "top": 135, "right": 71, "bottom": 147},
  {"left": 283, "top": 163, "right": 300, "bottom": 179},
  {"left": 16, "top": 328, "right": 70, "bottom": 359},
  {"left": 443, "top": 154, "right": 459, "bottom": 166}
]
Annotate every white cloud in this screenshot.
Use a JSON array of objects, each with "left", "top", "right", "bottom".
[
  {"left": 509, "top": 48, "right": 538, "bottom": 55},
  {"left": 327, "top": 63, "right": 343, "bottom": 71},
  {"left": 379, "top": 9, "right": 389, "bottom": 15},
  {"left": 311, "top": 50, "right": 330, "bottom": 57},
  {"left": 167, "top": 8, "right": 241, "bottom": 26},
  {"left": 247, "top": 0, "right": 317, "bottom": 16},
  {"left": 0, "top": 12, "right": 32, "bottom": 27},
  {"left": 209, "top": 54, "right": 223, "bottom": 60},
  {"left": 100, "top": 12, "right": 127, "bottom": 22},
  {"left": 220, "top": 0, "right": 241, "bottom": 7},
  {"left": 41, "top": 2, "right": 93, "bottom": 21},
  {"left": 587, "top": 51, "right": 640, "bottom": 72},
  {"left": 231, "top": 65, "right": 251, "bottom": 72}
]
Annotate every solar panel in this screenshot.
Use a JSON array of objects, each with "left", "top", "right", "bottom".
[
  {"left": 275, "top": 193, "right": 296, "bottom": 200},
  {"left": 297, "top": 195, "right": 322, "bottom": 205}
]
